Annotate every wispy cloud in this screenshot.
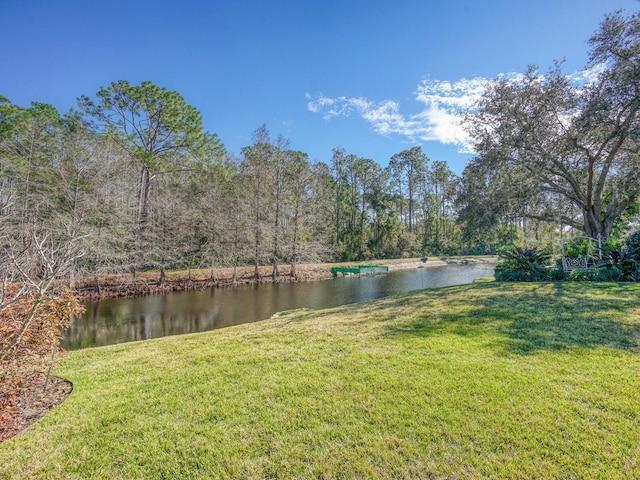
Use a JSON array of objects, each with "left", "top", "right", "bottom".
[
  {"left": 568, "top": 63, "right": 607, "bottom": 85},
  {"left": 412, "top": 77, "right": 488, "bottom": 150},
  {"left": 306, "top": 77, "right": 487, "bottom": 153},
  {"left": 306, "top": 67, "right": 601, "bottom": 153}
]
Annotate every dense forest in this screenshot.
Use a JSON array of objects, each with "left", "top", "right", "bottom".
[
  {"left": 1, "top": 11, "right": 639, "bottom": 289},
  {"left": 0, "top": 85, "right": 467, "bottom": 286}
]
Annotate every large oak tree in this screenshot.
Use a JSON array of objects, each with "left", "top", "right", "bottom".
[{"left": 466, "top": 11, "right": 640, "bottom": 240}]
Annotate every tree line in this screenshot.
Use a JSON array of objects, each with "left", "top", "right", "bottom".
[
  {"left": 459, "top": 11, "right": 640, "bottom": 252},
  {"left": 1, "top": 11, "right": 639, "bottom": 292},
  {"left": 0, "top": 87, "right": 464, "bottom": 291}
]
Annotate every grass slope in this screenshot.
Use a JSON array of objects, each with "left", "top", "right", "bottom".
[{"left": 1, "top": 281, "right": 639, "bottom": 479}]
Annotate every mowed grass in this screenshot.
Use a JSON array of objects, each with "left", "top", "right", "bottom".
[{"left": 1, "top": 281, "right": 639, "bottom": 479}]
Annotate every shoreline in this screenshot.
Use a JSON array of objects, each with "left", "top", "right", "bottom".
[{"left": 72, "top": 256, "right": 499, "bottom": 302}]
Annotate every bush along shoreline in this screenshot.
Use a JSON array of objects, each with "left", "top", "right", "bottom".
[{"left": 495, "top": 231, "right": 640, "bottom": 282}]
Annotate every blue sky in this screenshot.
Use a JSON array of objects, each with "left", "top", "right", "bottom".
[{"left": 2, "top": 0, "right": 639, "bottom": 174}]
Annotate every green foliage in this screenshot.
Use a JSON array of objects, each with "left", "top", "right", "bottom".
[
  {"left": 586, "top": 234, "right": 640, "bottom": 281},
  {"left": 594, "top": 265, "right": 626, "bottom": 282},
  {"left": 564, "top": 269, "right": 600, "bottom": 282},
  {"left": 495, "top": 246, "right": 554, "bottom": 281},
  {"left": 79, "top": 80, "right": 225, "bottom": 165},
  {"left": 563, "top": 236, "right": 600, "bottom": 260},
  {"left": 625, "top": 230, "right": 640, "bottom": 262}
]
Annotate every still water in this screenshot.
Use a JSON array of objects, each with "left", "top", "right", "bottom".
[{"left": 64, "top": 263, "right": 495, "bottom": 350}]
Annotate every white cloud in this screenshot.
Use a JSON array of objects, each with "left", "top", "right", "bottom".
[
  {"left": 307, "top": 68, "right": 597, "bottom": 154},
  {"left": 568, "top": 63, "right": 607, "bottom": 85},
  {"left": 306, "top": 94, "right": 377, "bottom": 120},
  {"left": 412, "top": 77, "right": 489, "bottom": 151},
  {"left": 306, "top": 78, "right": 486, "bottom": 153}
]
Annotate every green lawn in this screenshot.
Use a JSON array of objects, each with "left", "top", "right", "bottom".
[{"left": 1, "top": 281, "right": 639, "bottom": 479}]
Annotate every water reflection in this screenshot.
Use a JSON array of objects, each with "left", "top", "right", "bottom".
[{"left": 64, "top": 264, "right": 495, "bottom": 350}]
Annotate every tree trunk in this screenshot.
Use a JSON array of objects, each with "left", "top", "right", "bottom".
[
  {"left": 291, "top": 198, "right": 300, "bottom": 279},
  {"left": 335, "top": 184, "right": 341, "bottom": 245},
  {"left": 93, "top": 272, "right": 101, "bottom": 294},
  {"left": 360, "top": 190, "right": 366, "bottom": 258},
  {"left": 68, "top": 264, "right": 76, "bottom": 290},
  {"left": 582, "top": 207, "right": 612, "bottom": 240},
  {"left": 254, "top": 257, "right": 260, "bottom": 281},
  {"left": 408, "top": 176, "right": 413, "bottom": 233},
  {"left": 273, "top": 156, "right": 282, "bottom": 281},
  {"left": 137, "top": 165, "right": 152, "bottom": 235}
]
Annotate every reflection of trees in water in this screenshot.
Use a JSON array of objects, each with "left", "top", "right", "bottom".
[{"left": 65, "top": 265, "right": 495, "bottom": 349}]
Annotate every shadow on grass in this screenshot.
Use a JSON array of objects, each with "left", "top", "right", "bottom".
[{"left": 382, "top": 282, "right": 640, "bottom": 355}]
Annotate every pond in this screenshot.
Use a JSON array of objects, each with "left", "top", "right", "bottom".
[{"left": 64, "top": 263, "right": 495, "bottom": 350}]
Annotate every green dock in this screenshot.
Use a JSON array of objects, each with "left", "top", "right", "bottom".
[{"left": 331, "top": 265, "right": 389, "bottom": 276}]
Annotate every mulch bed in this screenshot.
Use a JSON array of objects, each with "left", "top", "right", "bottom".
[{"left": 0, "top": 375, "right": 73, "bottom": 443}]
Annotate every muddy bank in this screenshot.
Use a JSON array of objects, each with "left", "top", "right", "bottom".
[
  {"left": 73, "top": 264, "right": 335, "bottom": 302},
  {"left": 73, "top": 257, "right": 499, "bottom": 302}
]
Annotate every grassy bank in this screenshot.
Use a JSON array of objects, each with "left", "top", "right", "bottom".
[{"left": 1, "top": 281, "right": 639, "bottom": 479}]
